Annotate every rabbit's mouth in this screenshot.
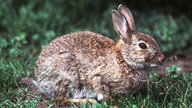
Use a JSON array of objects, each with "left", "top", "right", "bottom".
[
  {"left": 127, "top": 61, "right": 159, "bottom": 69},
  {"left": 150, "top": 64, "right": 158, "bottom": 68},
  {"left": 149, "top": 62, "right": 164, "bottom": 68},
  {"left": 144, "top": 63, "right": 160, "bottom": 68},
  {"left": 127, "top": 61, "right": 145, "bottom": 68}
]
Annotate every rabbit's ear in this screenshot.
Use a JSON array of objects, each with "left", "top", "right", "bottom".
[
  {"left": 112, "top": 10, "right": 130, "bottom": 43},
  {"left": 118, "top": 4, "right": 136, "bottom": 32}
]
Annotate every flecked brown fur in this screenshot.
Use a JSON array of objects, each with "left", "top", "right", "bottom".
[{"left": 34, "top": 4, "right": 164, "bottom": 101}]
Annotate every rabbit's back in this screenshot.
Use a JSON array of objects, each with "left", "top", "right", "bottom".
[
  {"left": 35, "top": 31, "right": 115, "bottom": 76},
  {"left": 34, "top": 31, "right": 132, "bottom": 98}
]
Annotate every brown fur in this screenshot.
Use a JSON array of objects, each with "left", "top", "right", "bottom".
[{"left": 34, "top": 4, "right": 164, "bottom": 101}]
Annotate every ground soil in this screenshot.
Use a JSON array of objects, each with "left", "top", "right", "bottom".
[{"left": 160, "top": 56, "right": 192, "bottom": 72}]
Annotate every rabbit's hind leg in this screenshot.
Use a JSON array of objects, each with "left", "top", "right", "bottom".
[
  {"left": 58, "top": 86, "right": 99, "bottom": 105},
  {"left": 64, "top": 98, "right": 97, "bottom": 104},
  {"left": 72, "top": 88, "right": 103, "bottom": 101}
]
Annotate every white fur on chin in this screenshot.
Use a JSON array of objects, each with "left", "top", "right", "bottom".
[{"left": 127, "top": 61, "right": 144, "bottom": 68}]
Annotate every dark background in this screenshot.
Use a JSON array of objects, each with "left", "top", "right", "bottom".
[{"left": 0, "top": 0, "right": 192, "bottom": 58}]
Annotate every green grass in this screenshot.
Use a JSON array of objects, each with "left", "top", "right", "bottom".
[
  {"left": 1, "top": 50, "right": 192, "bottom": 108},
  {"left": 1, "top": 1, "right": 192, "bottom": 107}
]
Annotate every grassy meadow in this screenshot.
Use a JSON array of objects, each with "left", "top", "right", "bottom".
[{"left": 0, "top": 1, "right": 192, "bottom": 107}]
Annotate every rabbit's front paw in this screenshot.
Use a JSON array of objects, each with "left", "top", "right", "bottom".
[{"left": 97, "top": 93, "right": 104, "bottom": 101}]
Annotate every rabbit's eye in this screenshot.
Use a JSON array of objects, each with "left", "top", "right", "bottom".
[{"left": 139, "top": 43, "right": 147, "bottom": 49}]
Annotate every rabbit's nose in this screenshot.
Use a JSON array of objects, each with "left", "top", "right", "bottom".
[
  {"left": 157, "top": 55, "right": 165, "bottom": 66},
  {"left": 159, "top": 56, "right": 164, "bottom": 62},
  {"left": 158, "top": 52, "right": 164, "bottom": 62},
  {"left": 160, "top": 55, "right": 165, "bottom": 62}
]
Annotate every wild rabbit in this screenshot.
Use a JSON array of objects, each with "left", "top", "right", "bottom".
[{"left": 34, "top": 4, "right": 164, "bottom": 101}]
